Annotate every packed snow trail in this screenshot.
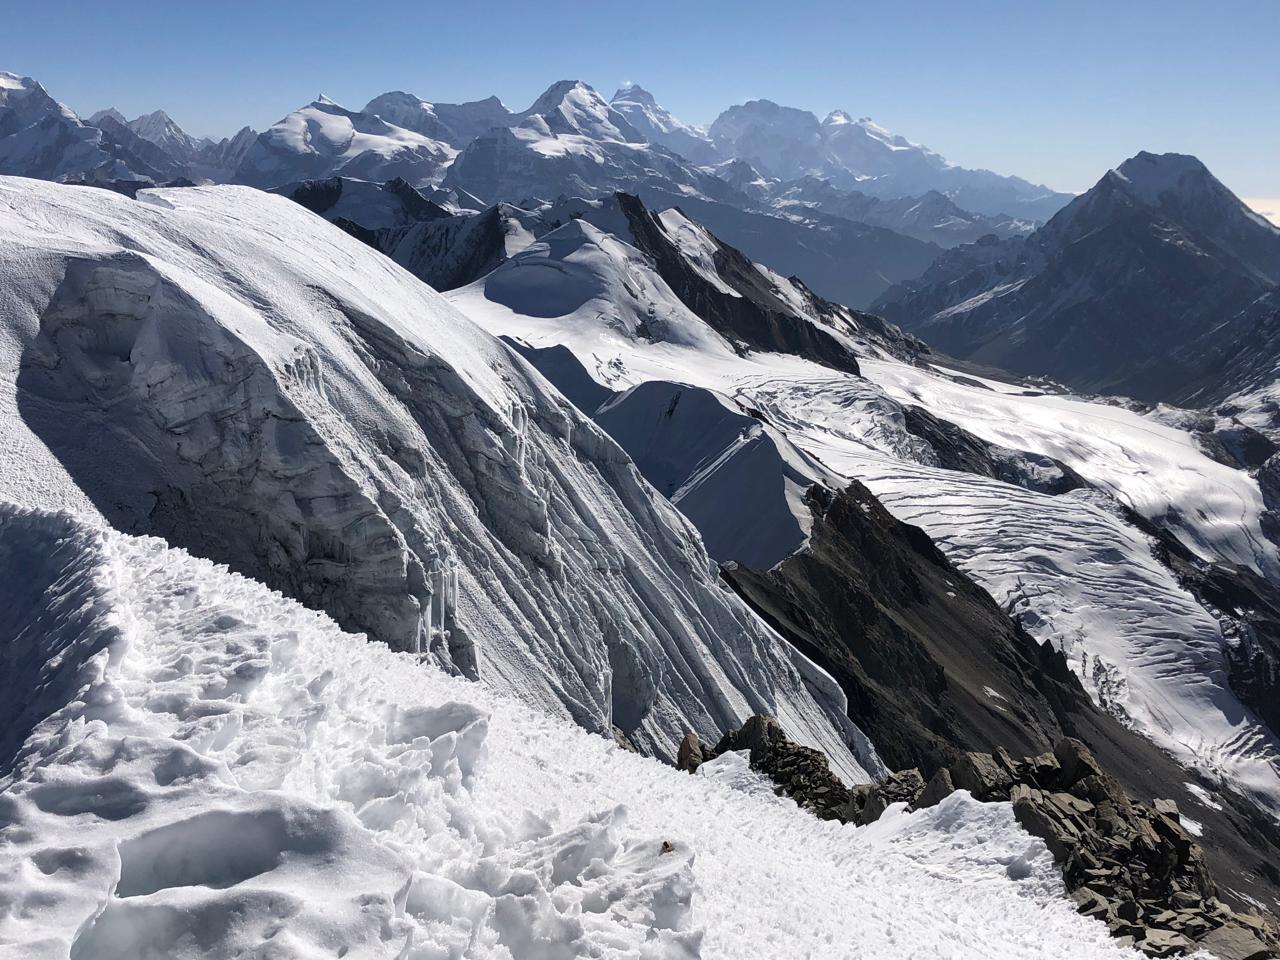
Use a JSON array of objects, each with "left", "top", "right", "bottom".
[{"left": 0, "top": 503, "right": 1139, "bottom": 959}]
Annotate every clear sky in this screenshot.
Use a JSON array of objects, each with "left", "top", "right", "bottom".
[{"left": 2, "top": 0, "right": 1277, "bottom": 200}]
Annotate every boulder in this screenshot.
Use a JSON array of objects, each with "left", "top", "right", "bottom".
[
  {"left": 677, "top": 731, "right": 704, "bottom": 773},
  {"left": 915, "top": 767, "right": 955, "bottom": 809},
  {"left": 1195, "top": 922, "right": 1274, "bottom": 960},
  {"left": 950, "top": 751, "right": 1013, "bottom": 800},
  {"left": 1053, "top": 738, "right": 1103, "bottom": 787}
]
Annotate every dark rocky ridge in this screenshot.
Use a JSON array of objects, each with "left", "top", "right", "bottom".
[
  {"left": 683, "top": 718, "right": 1280, "bottom": 959},
  {"left": 722, "top": 482, "right": 1280, "bottom": 913},
  {"left": 614, "top": 193, "right": 863, "bottom": 373},
  {"left": 902, "top": 404, "right": 1087, "bottom": 494}
]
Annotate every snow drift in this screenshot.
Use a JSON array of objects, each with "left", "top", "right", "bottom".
[{"left": 0, "top": 502, "right": 1139, "bottom": 959}]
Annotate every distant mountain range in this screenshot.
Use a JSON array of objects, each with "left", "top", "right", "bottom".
[
  {"left": 875, "top": 151, "right": 1280, "bottom": 404},
  {"left": 0, "top": 69, "right": 1081, "bottom": 305}
]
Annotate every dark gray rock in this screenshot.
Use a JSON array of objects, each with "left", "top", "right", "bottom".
[
  {"left": 915, "top": 767, "right": 955, "bottom": 809},
  {"left": 677, "top": 731, "right": 704, "bottom": 773}
]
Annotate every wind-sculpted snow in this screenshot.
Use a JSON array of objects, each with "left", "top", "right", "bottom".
[
  {"left": 0, "top": 503, "right": 1140, "bottom": 959},
  {"left": 0, "top": 176, "right": 870, "bottom": 777}
]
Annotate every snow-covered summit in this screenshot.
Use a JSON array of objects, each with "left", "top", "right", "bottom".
[
  {"left": 524, "top": 79, "right": 644, "bottom": 143},
  {"left": 0, "top": 71, "right": 158, "bottom": 182},
  {"left": 1114, "top": 150, "right": 1208, "bottom": 197},
  {"left": 126, "top": 108, "right": 203, "bottom": 161},
  {"left": 710, "top": 97, "right": 1069, "bottom": 219},
  {"left": 363, "top": 90, "right": 515, "bottom": 147},
  {"left": 609, "top": 83, "right": 718, "bottom": 163},
  {"left": 234, "top": 95, "right": 456, "bottom": 187}
]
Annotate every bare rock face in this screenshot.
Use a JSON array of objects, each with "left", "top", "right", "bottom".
[{"left": 676, "top": 731, "right": 704, "bottom": 773}]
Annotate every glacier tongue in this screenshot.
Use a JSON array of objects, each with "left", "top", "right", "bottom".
[
  {"left": 0, "top": 502, "right": 1139, "bottom": 960},
  {"left": 0, "top": 176, "right": 870, "bottom": 777}
]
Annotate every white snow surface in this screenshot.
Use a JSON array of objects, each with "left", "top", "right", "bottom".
[
  {"left": 0, "top": 502, "right": 1140, "bottom": 960},
  {"left": 449, "top": 225, "right": 1280, "bottom": 814},
  {"left": 236, "top": 99, "right": 456, "bottom": 188},
  {"left": 0, "top": 176, "right": 873, "bottom": 781}
]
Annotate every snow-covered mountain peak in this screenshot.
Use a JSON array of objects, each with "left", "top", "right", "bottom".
[
  {"left": 1110, "top": 151, "right": 1273, "bottom": 231},
  {"left": 0, "top": 70, "right": 66, "bottom": 117},
  {"left": 0, "top": 70, "right": 41, "bottom": 98},
  {"left": 235, "top": 96, "right": 456, "bottom": 188},
  {"left": 711, "top": 98, "right": 1067, "bottom": 218},
  {"left": 609, "top": 82, "right": 716, "bottom": 161},
  {"left": 126, "top": 108, "right": 201, "bottom": 160},
  {"left": 364, "top": 90, "right": 515, "bottom": 147},
  {"left": 611, "top": 81, "right": 658, "bottom": 106},
  {"left": 524, "top": 79, "right": 643, "bottom": 143},
  {"left": 87, "top": 106, "right": 126, "bottom": 125}
]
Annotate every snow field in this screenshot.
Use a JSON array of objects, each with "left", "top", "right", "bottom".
[{"left": 0, "top": 503, "right": 1140, "bottom": 959}]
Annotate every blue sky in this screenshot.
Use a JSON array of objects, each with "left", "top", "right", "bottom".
[{"left": 2, "top": 0, "right": 1277, "bottom": 200}]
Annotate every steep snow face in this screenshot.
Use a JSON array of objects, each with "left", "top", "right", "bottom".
[
  {"left": 126, "top": 109, "right": 203, "bottom": 162},
  {"left": 236, "top": 98, "right": 457, "bottom": 188},
  {"left": 0, "top": 176, "right": 871, "bottom": 774},
  {"left": 450, "top": 222, "right": 1280, "bottom": 814},
  {"left": 525, "top": 80, "right": 644, "bottom": 144},
  {"left": 595, "top": 381, "right": 837, "bottom": 569},
  {"left": 0, "top": 503, "right": 1141, "bottom": 960}
]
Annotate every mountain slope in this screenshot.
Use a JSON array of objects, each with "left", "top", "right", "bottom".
[
  {"left": 609, "top": 83, "right": 719, "bottom": 163},
  {"left": 442, "top": 80, "right": 744, "bottom": 207},
  {"left": 876, "top": 152, "right": 1280, "bottom": 402},
  {"left": 448, "top": 207, "right": 1280, "bottom": 842},
  {"left": 0, "top": 175, "right": 870, "bottom": 775},
  {"left": 768, "top": 177, "right": 1037, "bottom": 247}
]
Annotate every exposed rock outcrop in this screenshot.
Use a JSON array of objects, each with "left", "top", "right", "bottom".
[
  {"left": 680, "top": 716, "right": 851, "bottom": 821},
  {"left": 691, "top": 720, "right": 1280, "bottom": 959},
  {"left": 867, "top": 741, "right": 1280, "bottom": 959},
  {"left": 723, "top": 482, "right": 1280, "bottom": 913}
]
